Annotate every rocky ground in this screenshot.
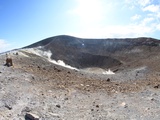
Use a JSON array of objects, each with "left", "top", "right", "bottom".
[{"left": 0, "top": 50, "right": 160, "bottom": 120}]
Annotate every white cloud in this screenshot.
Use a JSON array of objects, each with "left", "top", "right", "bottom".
[
  {"left": 0, "top": 39, "right": 10, "bottom": 53},
  {"left": 67, "top": 0, "right": 160, "bottom": 38},
  {"left": 124, "top": 0, "right": 152, "bottom": 9},
  {"left": 141, "top": 17, "right": 155, "bottom": 25},
  {"left": 143, "top": 4, "right": 160, "bottom": 12},
  {"left": 157, "top": 12, "right": 160, "bottom": 18},
  {"left": 102, "top": 24, "right": 153, "bottom": 37},
  {"left": 137, "top": 0, "right": 152, "bottom": 7},
  {"left": 131, "top": 14, "right": 141, "bottom": 21},
  {"left": 157, "top": 24, "right": 160, "bottom": 30},
  {"left": 68, "top": 23, "right": 154, "bottom": 38}
]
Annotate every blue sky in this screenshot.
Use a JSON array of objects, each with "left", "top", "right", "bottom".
[{"left": 0, "top": 0, "right": 160, "bottom": 52}]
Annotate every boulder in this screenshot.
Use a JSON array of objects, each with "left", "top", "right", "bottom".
[{"left": 25, "top": 113, "right": 39, "bottom": 120}]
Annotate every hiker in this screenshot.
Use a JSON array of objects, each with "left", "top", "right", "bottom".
[{"left": 5, "top": 53, "right": 13, "bottom": 67}]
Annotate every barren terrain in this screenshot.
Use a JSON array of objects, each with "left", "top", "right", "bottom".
[{"left": 0, "top": 36, "right": 160, "bottom": 120}]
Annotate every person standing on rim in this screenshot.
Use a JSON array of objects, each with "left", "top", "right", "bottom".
[{"left": 5, "top": 53, "right": 13, "bottom": 67}]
